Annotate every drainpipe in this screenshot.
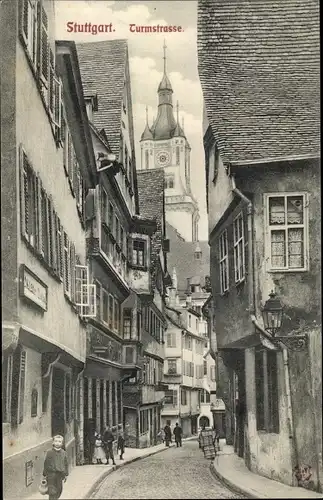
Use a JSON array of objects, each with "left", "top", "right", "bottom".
[
  {"left": 250, "top": 314, "right": 298, "bottom": 486},
  {"left": 231, "top": 176, "right": 255, "bottom": 315}
]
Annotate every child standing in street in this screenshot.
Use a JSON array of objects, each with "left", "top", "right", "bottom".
[
  {"left": 117, "top": 431, "right": 125, "bottom": 460},
  {"left": 42, "top": 435, "right": 68, "bottom": 500}
]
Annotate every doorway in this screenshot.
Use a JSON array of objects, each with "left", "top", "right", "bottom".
[{"left": 51, "top": 367, "right": 65, "bottom": 438}]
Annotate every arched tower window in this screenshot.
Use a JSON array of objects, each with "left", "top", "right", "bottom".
[
  {"left": 176, "top": 146, "right": 180, "bottom": 165},
  {"left": 145, "top": 150, "right": 149, "bottom": 170}
]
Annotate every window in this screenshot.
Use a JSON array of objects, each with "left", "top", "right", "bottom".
[
  {"left": 203, "top": 360, "right": 207, "bottom": 376},
  {"left": 255, "top": 348, "right": 279, "bottom": 433},
  {"left": 165, "top": 176, "right": 174, "bottom": 189},
  {"left": 114, "top": 299, "right": 120, "bottom": 332},
  {"left": 176, "top": 146, "right": 180, "bottom": 165},
  {"left": 30, "top": 387, "right": 38, "bottom": 417},
  {"left": 168, "top": 359, "right": 177, "bottom": 374},
  {"left": 123, "top": 309, "right": 132, "bottom": 339},
  {"left": 188, "top": 315, "right": 191, "bottom": 328},
  {"left": 210, "top": 365, "right": 216, "bottom": 381},
  {"left": 125, "top": 347, "right": 134, "bottom": 364},
  {"left": 108, "top": 202, "right": 114, "bottom": 233},
  {"left": 200, "top": 389, "right": 210, "bottom": 404},
  {"left": 63, "top": 232, "right": 71, "bottom": 297},
  {"left": 164, "top": 390, "right": 177, "bottom": 406},
  {"left": 108, "top": 294, "right": 114, "bottom": 329},
  {"left": 167, "top": 333, "right": 176, "bottom": 348},
  {"left": 20, "top": 151, "right": 37, "bottom": 247},
  {"left": 102, "top": 289, "right": 109, "bottom": 324},
  {"left": 185, "top": 336, "right": 192, "bottom": 350},
  {"left": 234, "top": 213, "right": 245, "bottom": 283},
  {"left": 181, "top": 389, "right": 187, "bottom": 406},
  {"left": 115, "top": 217, "right": 120, "bottom": 246},
  {"left": 101, "top": 188, "right": 108, "bottom": 225},
  {"left": 145, "top": 150, "right": 149, "bottom": 169},
  {"left": 132, "top": 239, "right": 146, "bottom": 267},
  {"left": 266, "top": 193, "right": 308, "bottom": 271},
  {"left": 140, "top": 409, "right": 149, "bottom": 434},
  {"left": 219, "top": 229, "right": 229, "bottom": 293}
]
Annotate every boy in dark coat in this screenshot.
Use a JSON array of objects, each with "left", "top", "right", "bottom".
[
  {"left": 103, "top": 425, "right": 116, "bottom": 465},
  {"left": 43, "top": 435, "right": 68, "bottom": 500}
]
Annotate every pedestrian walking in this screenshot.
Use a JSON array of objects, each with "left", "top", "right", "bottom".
[
  {"left": 92, "top": 431, "right": 107, "bottom": 464},
  {"left": 42, "top": 435, "right": 68, "bottom": 500},
  {"left": 164, "top": 423, "right": 172, "bottom": 447},
  {"left": 103, "top": 425, "right": 116, "bottom": 465},
  {"left": 173, "top": 422, "right": 183, "bottom": 447},
  {"left": 117, "top": 431, "right": 125, "bottom": 460}
]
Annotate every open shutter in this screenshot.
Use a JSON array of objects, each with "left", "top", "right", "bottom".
[
  {"left": 39, "top": 4, "right": 49, "bottom": 93},
  {"left": 19, "top": 145, "right": 28, "bottom": 240},
  {"left": 20, "top": 0, "right": 29, "bottom": 45},
  {"left": 18, "top": 351, "right": 26, "bottom": 425},
  {"left": 82, "top": 285, "right": 96, "bottom": 318},
  {"left": 48, "top": 48, "right": 55, "bottom": 117},
  {"left": 53, "top": 75, "right": 62, "bottom": 135},
  {"left": 70, "top": 243, "right": 76, "bottom": 303},
  {"left": 47, "top": 196, "right": 54, "bottom": 268},
  {"left": 56, "top": 216, "right": 63, "bottom": 281}
]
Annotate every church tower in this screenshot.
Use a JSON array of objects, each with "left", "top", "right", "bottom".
[{"left": 140, "top": 42, "right": 200, "bottom": 242}]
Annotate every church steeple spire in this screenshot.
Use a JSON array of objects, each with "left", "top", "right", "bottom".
[
  {"left": 157, "top": 40, "right": 173, "bottom": 94},
  {"left": 140, "top": 105, "right": 153, "bottom": 141},
  {"left": 173, "top": 101, "right": 186, "bottom": 138}
]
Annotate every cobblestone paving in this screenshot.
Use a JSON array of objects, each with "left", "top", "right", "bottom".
[{"left": 92, "top": 441, "right": 246, "bottom": 499}]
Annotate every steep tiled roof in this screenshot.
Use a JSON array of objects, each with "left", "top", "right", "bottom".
[
  {"left": 197, "top": 0, "right": 320, "bottom": 164},
  {"left": 137, "top": 169, "right": 165, "bottom": 288},
  {"left": 76, "top": 40, "right": 128, "bottom": 155},
  {"left": 166, "top": 222, "right": 210, "bottom": 296}
]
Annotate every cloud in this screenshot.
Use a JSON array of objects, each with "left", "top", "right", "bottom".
[{"left": 55, "top": 1, "right": 208, "bottom": 238}]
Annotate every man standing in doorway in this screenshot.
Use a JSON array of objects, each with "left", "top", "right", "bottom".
[
  {"left": 173, "top": 422, "right": 183, "bottom": 447},
  {"left": 103, "top": 425, "right": 116, "bottom": 465}
]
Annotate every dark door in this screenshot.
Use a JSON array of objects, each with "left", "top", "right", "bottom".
[{"left": 51, "top": 367, "right": 65, "bottom": 438}]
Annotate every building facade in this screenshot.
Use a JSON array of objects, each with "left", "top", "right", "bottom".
[
  {"left": 122, "top": 169, "right": 168, "bottom": 449},
  {"left": 1, "top": 1, "right": 97, "bottom": 497},
  {"left": 198, "top": 0, "right": 321, "bottom": 492},
  {"left": 138, "top": 44, "right": 199, "bottom": 242}
]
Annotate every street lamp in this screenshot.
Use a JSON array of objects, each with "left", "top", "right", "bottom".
[
  {"left": 260, "top": 291, "right": 308, "bottom": 351},
  {"left": 262, "top": 291, "right": 283, "bottom": 336}
]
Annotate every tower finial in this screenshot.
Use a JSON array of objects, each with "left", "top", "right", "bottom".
[
  {"left": 176, "top": 101, "right": 179, "bottom": 123},
  {"left": 163, "top": 39, "right": 167, "bottom": 73},
  {"left": 145, "top": 105, "right": 149, "bottom": 125}
]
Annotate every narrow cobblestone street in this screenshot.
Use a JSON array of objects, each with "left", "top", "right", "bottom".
[{"left": 91, "top": 441, "right": 245, "bottom": 499}]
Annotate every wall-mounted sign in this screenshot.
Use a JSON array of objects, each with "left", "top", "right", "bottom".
[{"left": 20, "top": 265, "right": 48, "bottom": 311}]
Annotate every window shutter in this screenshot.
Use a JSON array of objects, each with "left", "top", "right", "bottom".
[
  {"left": 70, "top": 243, "right": 76, "bottom": 303},
  {"left": 19, "top": 145, "right": 28, "bottom": 239},
  {"left": 20, "top": 0, "right": 29, "bottom": 45},
  {"left": 47, "top": 196, "right": 54, "bottom": 268},
  {"left": 40, "top": 4, "right": 49, "bottom": 86},
  {"left": 35, "top": 175, "right": 42, "bottom": 254},
  {"left": 49, "top": 48, "right": 55, "bottom": 116},
  {"left": 18, "top": 351, "right": 26, "bottom": 424},
  {"left": 63, "top": 232, "right": 71, "bottom": 296},
  {"left": 68, "top": 133, "right": 74, "bottom": 189},
  {"left": 53, "top": 75, "right": 62, "bottom": 131},
  {"left": 56, "top": 217, "right": 63, "bottom": 281},
  {"left": 127, "top": 237, "right": 132, "bottom": 264},
  {"left": 62, "top": 115, "right": 68, "bottom": 175}
]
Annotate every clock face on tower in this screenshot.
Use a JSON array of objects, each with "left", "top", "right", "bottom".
[{"left": 156, "top": 150, "right": 170, "bottom": 166}]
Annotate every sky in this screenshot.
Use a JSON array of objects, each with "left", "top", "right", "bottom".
[{"left": 55, "top": 0, "right": 208, "bottom": 240}]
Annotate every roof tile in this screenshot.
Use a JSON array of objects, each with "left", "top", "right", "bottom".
[
  {"left": 197, "top": 0, "right": 320, "bottom": 163},
  {"left": 76, "top": 40, "right": 128, "bottom": 155}
]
